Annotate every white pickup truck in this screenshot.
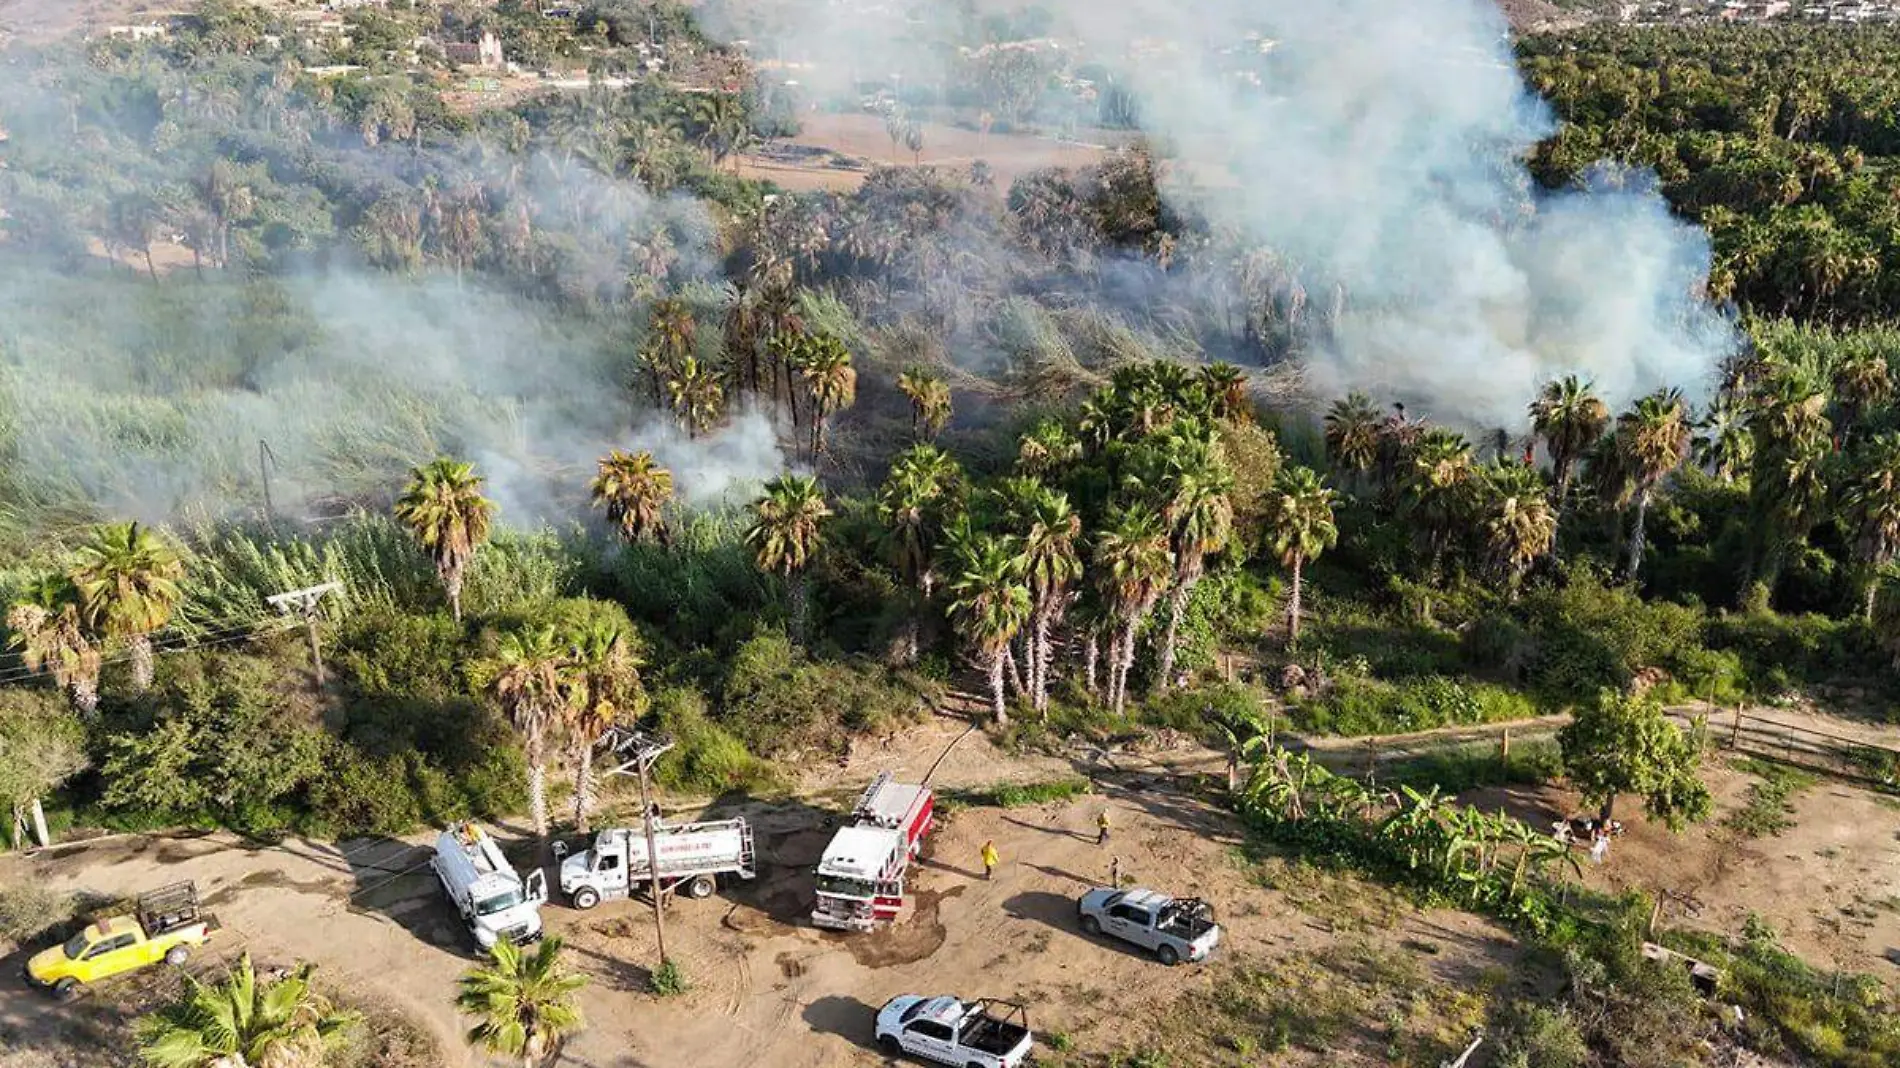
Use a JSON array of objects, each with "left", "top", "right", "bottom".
[
  {"left": 1076, "top": 887, "right": 1220, "bottom": 965},
  {"left": 874, "top": 995, "right": 1033, "bottom": 1068}
]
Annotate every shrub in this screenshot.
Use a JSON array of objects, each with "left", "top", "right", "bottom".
[
  {"left": 96, "top": 654, "right": 328, "bottom": 827},
  {"left": 1288, "top": 676, "right": 1537, "bottom": 737},
  {"left": 651, "top": 686, "right": 774, "bottom": 796},
  {"left": 0, "top": 883, "right": 72, "bottom": 947},
  {"left": 1492, "top": 1002, "right": 1587, "bottom": 1068},
  {"left": 718, "top": 626, "right": 925, "bottom": 756},
  {"left": 648, "top": 958, "right": 688, "bottom": 997}
]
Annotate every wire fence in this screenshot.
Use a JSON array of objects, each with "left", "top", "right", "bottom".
[{"left": 1705, "top": 708, "right": 1900, "bottom": 791}]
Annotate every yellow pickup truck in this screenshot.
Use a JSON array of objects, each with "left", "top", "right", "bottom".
[{"left": 26, "top": 882, "right": 219, "bottom": 998}]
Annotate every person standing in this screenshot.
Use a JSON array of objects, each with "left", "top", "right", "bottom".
[
  {"left": 981, "top": 839, "right": 999, "bottom": 880},
  {"left": 1096, "top": 810, "right": 1112, "bottom": 845},
  {"left": 1589, "top": 828, "right": 1610, "bottom": 865}
]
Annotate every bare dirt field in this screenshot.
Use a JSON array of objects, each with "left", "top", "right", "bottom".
[
  {"left": 1463, "top": 756, "right": 1900, "bottom": 980},
  {"left": 0, "top": 720, "right": 1519, "bottom": 1068},
  {"left": 737, "top": 112, "right": 1113, "bottom": 194}
]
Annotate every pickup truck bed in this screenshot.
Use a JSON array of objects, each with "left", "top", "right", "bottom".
[{"left": 961, "top": 1014, "right": 1031, "bottom": 1055}]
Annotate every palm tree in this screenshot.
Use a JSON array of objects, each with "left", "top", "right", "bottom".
[
  {"left": 1693, "top": 397, "right": 1754, "bottom": 484},
  {"left": 641, "top": 298, "right": 696, "bottom": 409},
  {"left": 896, "top": 367, "right": 953, "bottom": 441},
  {"left": 1001, "top": 482, "right": 1083, "bottom": 714},
  {"left": 394, "top": 458, "right": 495, "bottom": 622},
  {"left": 1480, "top": 463, "right": 1557, "bottom": 596},
  {"left": 1833, "top": 348, "right": 1891, "bottom": 440},
  {"left": 1154, "top": 438, "right": 1235, "bottom": 691},
  {"left": 746, "top": 475, "right": 831, "bottom": 643},
  {"left": 493, "top": 626, "right": 570, "bottom": 841},
  {"left": 1401, "top": 429, "right": 1475, "bottom": 583},
  {"left": 1200, "top": 363, "right": 1250, "bottom": 422},
  {"left": 1846, "top": 433, "right": 1900, "bottom": 620},
  {"left": 666, "top": 356, "right": 725, "bottom": 439},
  {"left": 1016, "top": 420, "right": 1082, "bottom": 478},
  {"left": 801, "top": 336, "right": 856, "bottom": 457},
  {"left": 1322, "top": 393, "right": 1380, "bottom": 489},
  {"left": 590, "top": 449, "right": 674, "bottom": 546},
  {"left": 1092, "top": 505, "right": 1173, "bottom": 715},
  {"left": 456, "top": 938, "right": 587, "bottom": 1068},
  {"left": 1262, "top": 466, "right": 1337, "bottom": 649},
  {"left": 70, "top": 522, "right": 184, "bottom": 693},
  {"left": 137, "top": 955, "right": 356, "bottom": 1068},
  {"left": 1528, "top": 375, "right": 1609, "bottom": 505},
  {"left": 1608, "top": 389, "right": 1693, "bottom": 581},
  {"left": 946, "top": 534, "right": 1033, "bottom": 726},
  {"left": 878, "top": 446, "right": 963, "bottom": 663},
  {"left": 7, "top": 575, "right": 102, "bottom": 716},
  {"left": 565, "top": 622, "right": 642, "bottom": 834}
]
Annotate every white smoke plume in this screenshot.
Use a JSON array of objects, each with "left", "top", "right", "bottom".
[{"left": 719, "top": 0, "right": 1734, "bottom": 429}]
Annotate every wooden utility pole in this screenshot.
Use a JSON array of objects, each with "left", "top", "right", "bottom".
[
  {"left": 266, "top": 582, "right": 342, "bottom": 687},
  {"left": 602, "top": 728, "right": 677, "bottom": 968}
]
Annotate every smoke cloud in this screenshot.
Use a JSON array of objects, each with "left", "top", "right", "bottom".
[
  {"left": 0, "top": 43, "right": 784, "bottom": 534},
  {"left": 727, "top": 0, "right": 1734, "bottom": 429}
]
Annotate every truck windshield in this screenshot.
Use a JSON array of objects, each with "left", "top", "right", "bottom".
[
  {"left": 814, "top": 874, "right": 876, "bottom": 900},
  {"left": 475, "top": 889, "right": 525, "bottom": 916},
  {"left": 62, "top": 932, "right": 90, "bottom": 960}
]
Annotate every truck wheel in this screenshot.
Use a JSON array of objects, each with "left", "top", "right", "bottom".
[
  {"left": 1080, "top": 915, "right": 1102, "bottom": 936},
  {"left": 164, "top": 945, "right": 190, "bottom": 966},
  {"left": 1157, "top": 944, "right": 1180, "bottom": 967},
  {"left": 572, "top": 887, "right": 600, "bottom": 910},
  {"left": 876, "top": 1035, "right": 901, "bottom": 1055},
  {"left": 686, "top": 875, "right": 716, "bottom": 899},
  {"left": 52, "top": 978, "right": 79, "bottom": 1000}
]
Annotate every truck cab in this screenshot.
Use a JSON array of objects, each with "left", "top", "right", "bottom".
[
  {"left": 26, "top": 882, "right": 218, "bottom": 998},
  {"left": 874, "top": 995, "right": 1033, "bottom": 1068},
  {"left": 1076, "top": 887, "right": 1221, "bottom": 965},
  {"left": 432, "top": 822, "right": 547, "bottom": 949}
]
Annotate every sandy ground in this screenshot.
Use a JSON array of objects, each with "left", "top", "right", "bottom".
[
  {"left": 1463, "top": 758, "right": 1900, "bottom": 980},
  {"left": 0, "top": 719, "right": 1516, "bottom": 1068},
  {"left": 737, "top": 112, "right": 1113, "bottom": 194}
]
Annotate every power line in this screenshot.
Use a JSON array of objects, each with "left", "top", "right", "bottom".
[{"left": 0, "top": 617, "right": 300, "bottom": 688}]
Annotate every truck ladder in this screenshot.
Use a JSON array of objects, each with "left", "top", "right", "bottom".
[
  {"left": 852, "top": 771, "right": 896, "bottom": 825},
  {"left": 738, "top": 820, "right": 757, "bottom": 879}
]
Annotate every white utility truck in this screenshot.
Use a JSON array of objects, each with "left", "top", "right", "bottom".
[
  {"left": 556, "top": 817, "right": 756, "bottom": 908},
  {"left": 431, "top": 821, "right": 547, "bottom": 949},
  {"left": 874, "top": 995, "right": 1033, "bottom": 1068}
]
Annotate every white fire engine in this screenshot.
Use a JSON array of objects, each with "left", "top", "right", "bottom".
[{"left": 812, "top": 772, "right": 935, "bottom": 931}]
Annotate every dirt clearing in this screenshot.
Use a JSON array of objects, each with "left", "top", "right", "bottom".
[
  {"left": 1460, "top": 755, "right": 1900, "bottom": 980},
  {"left": 738, "top": 112, "right": 1114, "bottom": 194},
  {"left": 0, "top": 722, "right": 1515, "bottom": 1067}
]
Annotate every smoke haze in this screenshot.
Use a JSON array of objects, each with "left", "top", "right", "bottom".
[{"left": 727, "top": 0, "right": 1734, "bottom": 428}]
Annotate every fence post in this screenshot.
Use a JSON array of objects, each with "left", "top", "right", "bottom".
[
  {"left": 1731, "top": 707, "right": 1742, "bottom": 750},
  {"left": 1500, "top": 726, "right": 1512, "bottom": 761}
]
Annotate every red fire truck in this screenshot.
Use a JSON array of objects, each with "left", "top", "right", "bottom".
[{"left": 812, "top": 772, "right": 935, "bottom": 931}]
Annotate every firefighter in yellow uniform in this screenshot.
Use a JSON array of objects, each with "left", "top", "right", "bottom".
[{"left": 981, "top": 840, "right": 999, "bottom": 880}]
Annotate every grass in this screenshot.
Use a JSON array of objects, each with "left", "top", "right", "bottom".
[
  {"left": 1374, "top": 737, "right": 1564, "bottom": 794},
  {"left": 939, "top": 777, "right": 1093, "bottom": 811},
  {"left": 1725, "top": 757, "right": 1819, "bottom": 840}
]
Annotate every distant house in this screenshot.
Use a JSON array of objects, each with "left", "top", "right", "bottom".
[{"left": 444, "top": 29, "right": 504, "bottom": 69}]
